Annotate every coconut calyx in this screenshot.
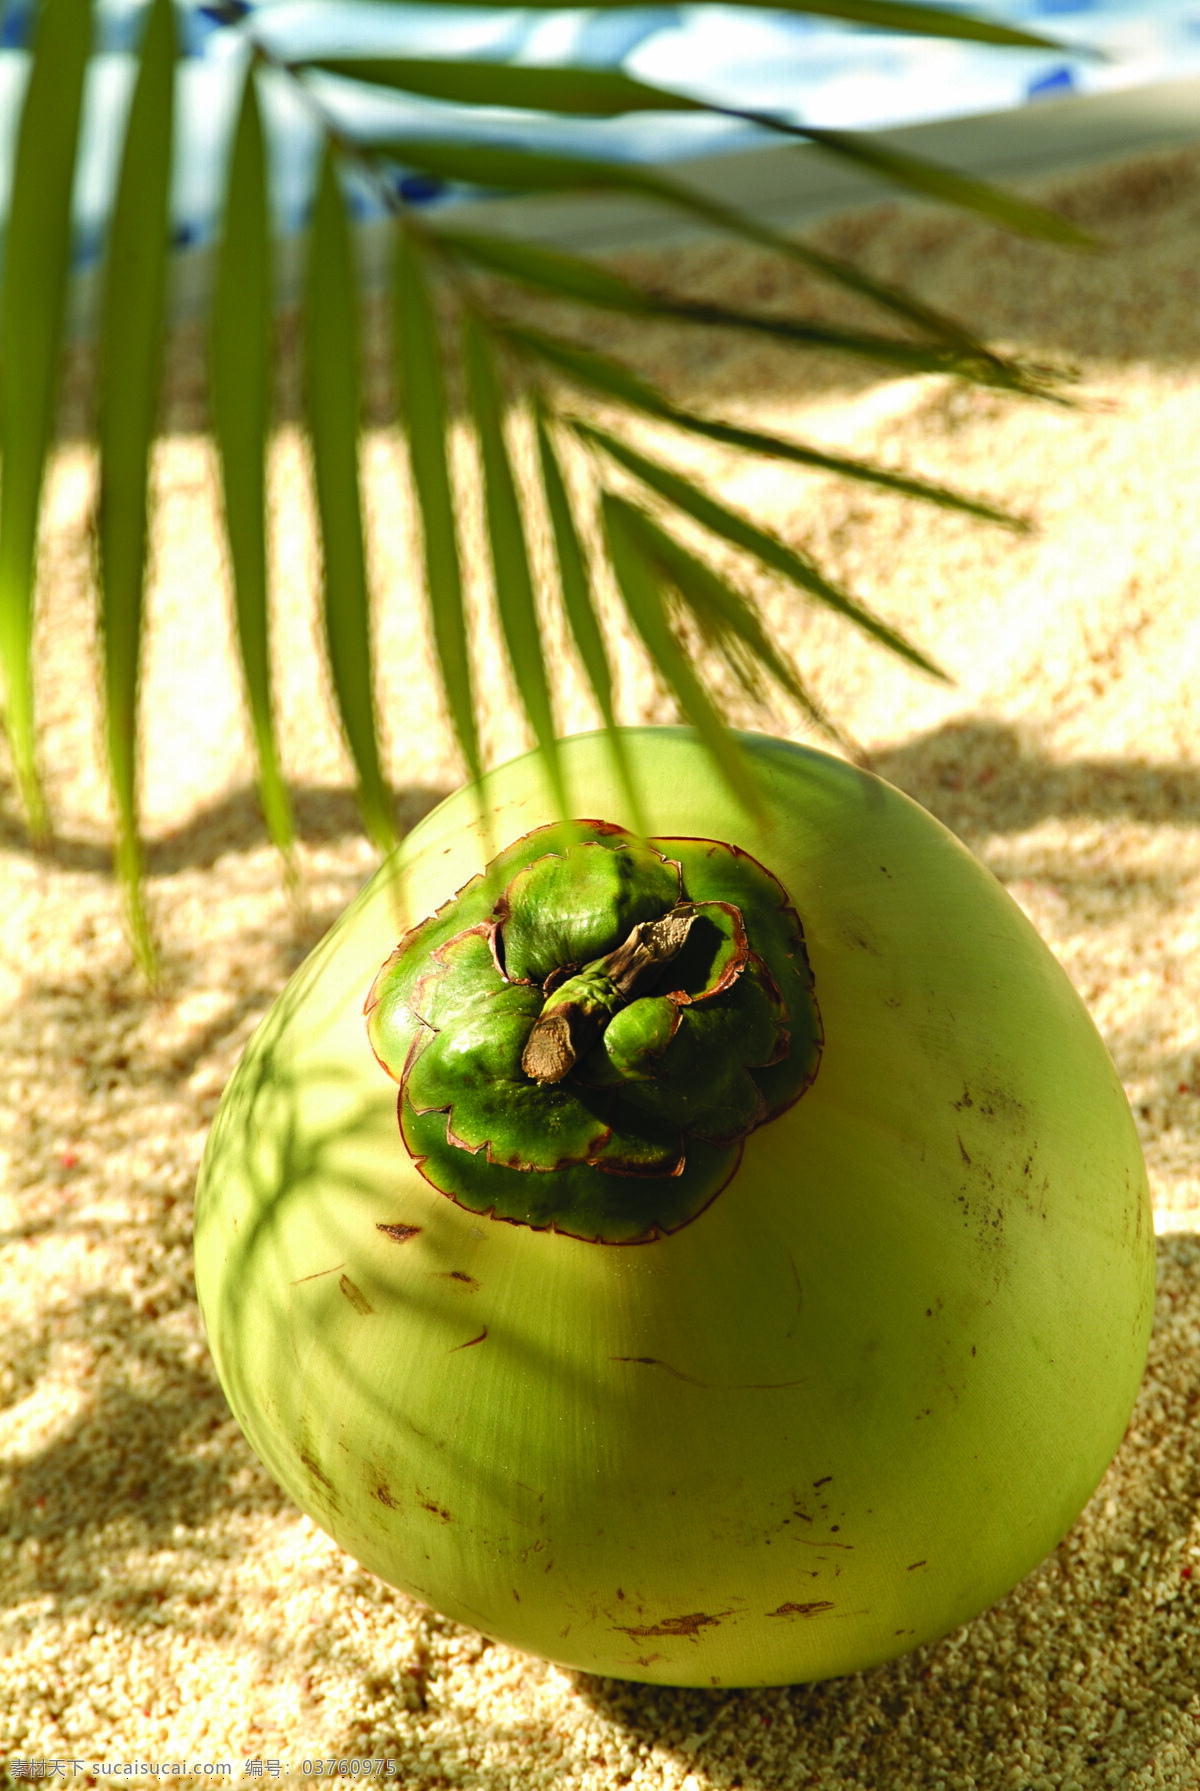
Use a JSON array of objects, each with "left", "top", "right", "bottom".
[
  {"left": 364, "top": 820, "right": 822, "bottom": 1243},
  {"left": 520, "top": 904, "right": 700, "bottom": 1084}
]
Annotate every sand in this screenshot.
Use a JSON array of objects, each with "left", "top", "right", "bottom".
[{"left": 3, "top": 140, "right": 1200, "bottom": 1786}]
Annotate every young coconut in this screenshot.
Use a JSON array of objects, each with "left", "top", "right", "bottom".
[{"left": 194, "top": 728, "right": 1154, "bottom": 1687}]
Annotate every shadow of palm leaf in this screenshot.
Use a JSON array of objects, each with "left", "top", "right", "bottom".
[
  {"left": 1, "top": 1288, "right": 286, "bottom": 1562},
  {"left": 204, "top": 1031, "right": 651, "bottom": 1562},
  {"left": 562, "top": 1233, "right": 1200, "bottom": 1763},
  {"left": 0, "top": 779, "right": 452, "bottom": 876},
  {"left": 873, "top": 718, "right": 1200, "bottom": 841}
]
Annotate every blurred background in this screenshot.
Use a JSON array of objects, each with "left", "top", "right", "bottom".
[{"left": 2, "top": 0, "right": 1200, "bottom": 272}]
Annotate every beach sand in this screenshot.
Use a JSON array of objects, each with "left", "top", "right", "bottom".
[{"left": 3, "top": 141, "right": 1200, "bottom": 1786}]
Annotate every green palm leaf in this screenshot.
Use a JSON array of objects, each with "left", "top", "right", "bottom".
[
  {"left": 0, "top": 0, "right": 91, "bottom": 840},
  {"left": 350, "top": 0, "right": 1065, "bottom": 51},
  {"left": 742, "top": 121, "right": 1097, "bottom": 247},
  {"left": 573, "top": 422, "right": 947, "bottom": 679},
  {"left": 211, "top": 66, "right": 295, "bottom": 861},
  {"left": 533, "top": 406, "right": 644, "bottom": 834},
  {"left": 437, "top": 229, "right": 658, "bottom": 316},
  {"left": 392, "top": 227, "right": 481, "bottom": 786},
  {"left": 96, "top": 0, "right": 175, "bottom": 976},
  {"left": 301, "top": 59, "right": 684, "bottom": 115},
  {"left": 462, "top": 311, "right": 567, "bottom": 816},
  {"left": 503, "top": 323, "right": 1024, "bottom": 527},
  {"left": 436, "top": 226, "right": 1048, "bottom": 393},
  {"left": 602, "top": 493, "right": 762, "bottom": 813},
  {"left": 313, "top": 56, "right": 1086, "bottom": 250},
  {"left": 359, "top": 136, "right": 1039, "bottom": 369},
  {"left": 305, "top": 147, "right": 396, "bottom": 854},
  {"left": 608, "top": 499, "right": 845, "bottom": 742},
  {"left": 0, "top": 0, "right": 1104, "bottom": 971}
]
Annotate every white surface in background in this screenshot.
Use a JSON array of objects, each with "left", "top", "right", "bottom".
[{"left": 2, "top": 0, "right": 1200, "bottom": 263}]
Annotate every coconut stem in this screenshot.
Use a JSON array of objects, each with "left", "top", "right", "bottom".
[{"left": 522, "top": 906, "right": 696, "bottom": 1084}]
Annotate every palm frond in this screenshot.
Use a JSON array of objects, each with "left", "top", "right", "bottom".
[
  {"left": 309, "top": 55, "right": 1090, "bottom": 249},
  {"left": 212, "top": 66, "right": 296, "bottom": 863},
  {"left": 432, "top": 229, "right": 661, "bottom": 317},
  {"left": 0, "top": 0, "right": 1099, "bottom": 975},
  {"left": 602, "top": 494, "right": 764, "bottom": 814},
  {"left": 433, "top": 228, "right": 1047, "bottom": 391},
  {"left": 95, "top": 0, "right": 176, "bottom": 977},
  {"left": 499, "top": 323, "right": 1027, "bottom": 527},
  {"left": 463, "top": 310, "right": 568, "bottom": 817},
  {"left": 0, "top": 0, "right": 91, "bottom": 840},
  {"left": 605, "top": 500, "right": 850, "bottom": 746},
  {"left": 392, "top": 227, "right": 481, "bottom": 787},
  {"left": 571, "top": 422, "right": 948, "bottom": 679},
  {"left": 300, "top": 59, "right": 686, "bottom": 115},
  {"left": 305, "top": 147, "right": 396, "bottom": 855},
  {"left": 359, "top": 134, "right": 1031, "bottom": 367},
  {"left": 346, "top": 0, "right": 1069, "bottom": 51},
  {"left": 533, "top": 405, "right": 645, "bottom": 835},
  {"left": 738, "top": 121, "right": 1098, "bottom": 247}
]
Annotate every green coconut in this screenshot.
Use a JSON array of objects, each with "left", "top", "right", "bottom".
[{"left": 194, "top": 728, "right": 1154, "bottom": 1687}]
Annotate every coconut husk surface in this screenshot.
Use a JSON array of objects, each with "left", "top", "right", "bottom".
[{"left": 3, "top": 140, "right": 1200, "bottom": 1788}]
